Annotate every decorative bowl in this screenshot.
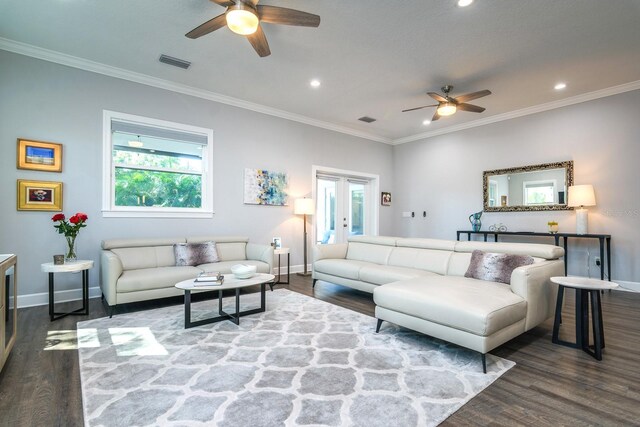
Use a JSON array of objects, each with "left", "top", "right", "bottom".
[{"left": 230, "top": 264, "right": 257, "bottom": 279}]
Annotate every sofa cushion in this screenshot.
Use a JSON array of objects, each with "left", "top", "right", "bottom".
[
  {"left": 454, "top": 241, "right": 564, "bottom": 260},
  {"left": 388, "top": 247, "right": 452, "bottom": 275},
  {"left": 215, "top": 242, "right": 247, "bottom": 261},
  {"left": 464, "top": 250, "right": 534, "bottom": 284},
  {"left": 199, "top": 260, "right": 270, "bottom": 274},
  {"left": 346, "top": 242, "right": 393, "bottom": 265},
  {"left": 314, "top": 259, "right": 372, "bottom": 280},
  {"left": 111, "top": 246, "right": 177, "bottom": 271},
  {"left": 174, "top": 242, "right": 219, "bottom": 266},
  {"left": 374, "top": 276, "right": 527, "bottom": 336},
  {"left": 117, "top": 266, "right": 203, "bottom": 293},
  {"left": 359, "top": 264, "right": 435, "bottom": 285}
]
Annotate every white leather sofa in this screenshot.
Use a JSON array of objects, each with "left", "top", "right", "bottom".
[
  {"left": 313, "top": 235, "right": 564, "bottom": 372},
  {"left": 101, "top": 236, "right": 273, "bottom": 314}
]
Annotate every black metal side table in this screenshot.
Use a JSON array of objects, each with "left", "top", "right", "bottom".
[
  {"left": 550, "top": 276, "right": 618, "bottom": 360},
  {"left": 274, "top": 247, "right": 290, "bottom": 285},
  {"left": 41, "top": 260, "right": 93, "bottom": 321}
]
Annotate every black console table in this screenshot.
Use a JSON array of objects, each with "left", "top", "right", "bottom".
[{"left": 456, "top": 230, "right": 611, "bottom": 281}]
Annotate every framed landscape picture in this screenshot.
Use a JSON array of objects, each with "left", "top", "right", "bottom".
[
  {"left": 17, "top": 139, "right": 63, "bottom": 172},
  {"left": 17, "top": 180, "right": 63, "bottom": 211}
]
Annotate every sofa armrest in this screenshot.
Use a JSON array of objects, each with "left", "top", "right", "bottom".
[
  {"left": 246, "top": 243, "right": 274, "bottom": 273},
  {"left": 313, "top": 243, "right": 348, "bottom": 262},
  {"left": 510, "top": 259, "right": 564, "bottom": 330},
  {"left": 100, "top": 250, "right": 123, "bottom": 306}
]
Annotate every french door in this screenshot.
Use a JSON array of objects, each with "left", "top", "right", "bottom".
[{"left": 315, "top": 174, "right": 373, "bottom": 244}]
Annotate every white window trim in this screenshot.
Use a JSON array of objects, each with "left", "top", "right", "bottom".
[{"left": 102, "top": 110, "right": 214, "bottom": 218}]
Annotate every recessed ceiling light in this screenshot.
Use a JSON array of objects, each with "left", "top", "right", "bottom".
[
  {"left": 457, "top": 0, "right": 474, "bottom": 7},
  {"left": 422, "top": 120, "right": 431, "bottom": 126},
  {"left": 310, "top": 79, "right": 321, "bottom": 88},
  {"left": 554, "top": 82, "right": 567, "bottom": 90}
]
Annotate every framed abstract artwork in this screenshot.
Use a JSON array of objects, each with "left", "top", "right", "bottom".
[
  {"left": 17, "top": 139, "right": 63, "bottom": 172},
  {"left": 243, "top": 168, "right": 288, "bottom": 206},
  {"left": 17, "top": 180, "right": 63, "bottom": 211}
]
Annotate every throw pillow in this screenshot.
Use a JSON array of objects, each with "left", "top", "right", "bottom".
[
  {"left": 174, "top": 242, "right": 220, "bottom": 266},
  {"left": 464, "top": 250, "right": 534, "bottom": 284}
]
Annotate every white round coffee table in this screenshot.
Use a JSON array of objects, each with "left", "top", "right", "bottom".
[
  {"left": 550, "top": 276, "right": 618, "bottom": 360},
  {"left": 175, "top": 273, "right": 275, "bottom": 328}
]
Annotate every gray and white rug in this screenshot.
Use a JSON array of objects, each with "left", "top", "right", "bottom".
[{"left": 77, "top": 289, "right": 514, "bottom": 426}]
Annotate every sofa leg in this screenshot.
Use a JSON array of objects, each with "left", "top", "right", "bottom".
[
  {"left": 481, "top": 353, "right": 487, "bottom": 374},
  {"left": 375, "top": 319, "right": 383, "bottom": 333},
  {"left": 312, "top": 279, "right": 317, "bottom": 288}
]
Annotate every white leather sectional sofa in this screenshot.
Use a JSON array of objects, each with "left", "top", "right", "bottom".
[
  {"left": 100, "top": 236, "right": 273, "bottom": 315},
  {"left": 313, "top": 235, "right": 564, "bottom": 372}
]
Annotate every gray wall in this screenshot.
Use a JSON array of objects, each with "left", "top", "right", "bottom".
[
  {"left": 0, "top": 51, "right": 394, "bottom": 298},
  {"left": 393, "top": 89, "right": 640, "bottom": 282}
]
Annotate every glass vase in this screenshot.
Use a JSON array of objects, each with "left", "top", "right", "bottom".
[{"left": 65, "top": 235, "right": 77, "bottom": 261}]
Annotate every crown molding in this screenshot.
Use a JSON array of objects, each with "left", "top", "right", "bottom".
[
  {"left": 0, "top": 38, "right": 392, "bottom": 144},
  {"left": 2, "top": 37, "right": 639, "bottom": 147},
  {"left": 391, "top": 80, "right": 640, "bottom": 145}
]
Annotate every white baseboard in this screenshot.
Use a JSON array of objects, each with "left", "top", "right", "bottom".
[
  {"left": 17, "top": 286, "right": 102, "bottom": 309},
  {"left": 616, "top": 280, "right": 640, "bottom": 293},
  {"left": 273, "top": 264, "right": 312, "bottom": 275}
]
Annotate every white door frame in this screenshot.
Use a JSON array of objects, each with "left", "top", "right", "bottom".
[{"left": 312, "top": 165, "right": 380, "bottom": 244}]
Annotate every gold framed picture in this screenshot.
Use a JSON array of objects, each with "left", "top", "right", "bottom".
[
  {"left": 17, "top": 180, "right": 63, "bottom": 211},
  {"left": 17, "top": 139, "right": 63, "bottom": 172}
]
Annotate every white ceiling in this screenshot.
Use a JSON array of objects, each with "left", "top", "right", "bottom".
[{"left": 1, "top": 0, "right": 640, "bottom": 143}]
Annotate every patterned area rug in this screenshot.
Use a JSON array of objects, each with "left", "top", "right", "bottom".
[{"left": 77, "top": 289, "right": 514, "bottom": 426}]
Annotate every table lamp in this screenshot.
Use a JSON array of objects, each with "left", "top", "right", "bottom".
[
  {"left": 568, "top": 185, "right": 596, "bottom": 235},
  {"left": 294, "top": 198, "right": 315, "bottom": 276}
]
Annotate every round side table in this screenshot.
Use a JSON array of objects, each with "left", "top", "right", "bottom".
[
  {"left": 551, "top": 276, "right": 618, "bottom": 360},
  {"left": 41, "top": 260, "right": 94, "bottom": 321}
]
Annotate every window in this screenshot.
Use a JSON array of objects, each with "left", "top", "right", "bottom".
[
  {"left": 103, "top": 111, "right": 213, "bottom": 217},
  {"left": 523, "top": 180, "right": 556, "bottom": 205}
]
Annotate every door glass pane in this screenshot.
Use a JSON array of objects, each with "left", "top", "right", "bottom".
[
  {"left": 316, "top": 179, "right": 336, "bottom": 244},
  {"left": 349, "top": 182, "right": 365, "bottom": 236}
]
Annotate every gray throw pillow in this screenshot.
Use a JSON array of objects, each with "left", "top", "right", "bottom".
[
  {"left": 174, "top": 242, "right": 219, "bottom": 266},
  {"left": 464, "top": 250, "right": 534, "bottom": 284}
]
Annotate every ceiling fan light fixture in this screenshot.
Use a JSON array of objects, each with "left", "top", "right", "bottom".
[
  {"left": 437, "top": 102, "right": 457, "bottom": 116},
  {"left": 226, "top": 5, "right": 259, "bottom": 35}
]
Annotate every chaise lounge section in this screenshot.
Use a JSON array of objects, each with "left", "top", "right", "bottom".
[{"left": 313, "top": 236, "right": 564, "bottom": 371}]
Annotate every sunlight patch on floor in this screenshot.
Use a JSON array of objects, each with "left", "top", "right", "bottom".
[
  {"left": 44, "top": 328, "right": 100, "bottom": 351},
  {"left": 108, "top": 327, "right": 168, "bottom": 356}
]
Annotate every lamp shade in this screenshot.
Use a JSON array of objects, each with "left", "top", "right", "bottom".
[
  {"left": 294, "top": 198, "right": 315, "bottom": 215},
  {"left": 568, "top": 185, "right": 596, "bottom": 207}
]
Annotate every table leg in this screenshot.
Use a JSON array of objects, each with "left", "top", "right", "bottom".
[
  {"left": 606, "top": 237, "right": 612, "bottom": 281},
  {"left": 467, "top": 232, "right": 471, "bottom": 241},
  {"left": 590, "top": 290, "right": 603, "bottom": 361},
  {"left": 599, "top": 238, "right": 605, "bottom": 281},
  {"left": 552, "top": 285, "right": 565, "bottom": 344},
  {"left": 185, "top": 290, "right": 191, "bottom": 327},
  {"left": 493, "top": 233, "right": 498, "bottom": 242},
  {"left": 483, "top": 233, "right": 487, "bottom": 242},
  {"left": 286, "top": 254, "right": 290, "bottom": 284},
  {"left": 563, "top": 237, "right": 568, "bottom": 276},
  {"left": 49, "top": 272, "right": 54, "bottom": 321},
  {"left": 597, "top": 291, "right": 605, "bottom": 349},
  {"left": 233, "top": 288, "right": 240, "bottom": 325},
  {"left": 218, "top": 289, "right": 223, "bottom": 314},
  {"left": 456, "top": 231, "right": 461, "bottom": 241}
]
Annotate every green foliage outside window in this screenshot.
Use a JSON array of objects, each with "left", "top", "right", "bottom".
[{"left": 115, "top": 168, "right": 202, "bottom": 208}]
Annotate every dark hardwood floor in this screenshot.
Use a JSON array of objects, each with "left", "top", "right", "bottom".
[{"left": 1, "top": 276, "right": 639, "bottom": 426}]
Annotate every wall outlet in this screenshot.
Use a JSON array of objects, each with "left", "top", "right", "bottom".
[{"left": 595, "top": 256, "right": 601, "bottom": 267}]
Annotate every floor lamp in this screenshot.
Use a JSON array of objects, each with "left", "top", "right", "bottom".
[{"left": 294, "top": 198, "right": 315, "bottom": 276}]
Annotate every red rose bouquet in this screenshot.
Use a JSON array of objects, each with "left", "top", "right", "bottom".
[{"left": 52, "top": 212, "right": 88, "bottom": 260}]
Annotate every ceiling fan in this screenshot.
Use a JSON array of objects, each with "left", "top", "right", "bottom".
[
  {"left": 402, "top": 85, "right": 492, "bottom": 121},
  {"left": 185, "top": 0, "right": 320, "bottom": 57}
]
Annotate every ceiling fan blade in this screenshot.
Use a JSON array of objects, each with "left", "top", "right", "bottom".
[
  {"left": 402, "top": 104, "right": 438, "bottom": 113},
  {"left": 247, "top": 24, "right": 271, "bottom": 57},
  {"left": 427, "top": 92, "right": 447, "bottom": 103},
  {"left": 186, "top": 14, "right": 227, "bottom": 39},
  {"left": 257, "top": 5, "right": 321, "bottom": 27},
  {"left": 457, "top": 103, "right": 486, "bottom": 113},
  {"left": 209, "top": 0, "right": 235, "bottom": 6},
  {"left": 454, "top": 90, "right": 492, "bottom": 103},
  {"left": 431, "top": 110, "right": 441, "bottom": 121}
]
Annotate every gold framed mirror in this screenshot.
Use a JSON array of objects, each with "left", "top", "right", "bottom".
[{"left": 483, "top": 161, "right": 574, "bottom": 212}]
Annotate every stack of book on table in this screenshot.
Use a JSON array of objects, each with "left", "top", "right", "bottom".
[{"left": 194, "top": 272, "right": 224, "bottom": 286}]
